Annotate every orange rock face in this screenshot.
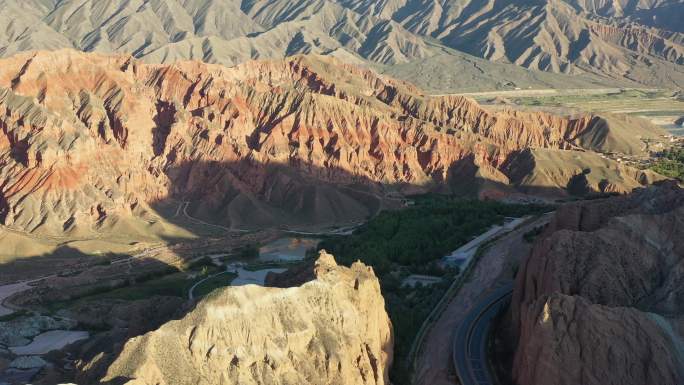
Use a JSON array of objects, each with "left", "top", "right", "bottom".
[{"left": 0, "top": 50, "right": 662, "bottom": 234}]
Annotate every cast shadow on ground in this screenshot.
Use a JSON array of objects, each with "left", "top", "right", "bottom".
[{"left": 0, "top": 155, "right": 624, "bottom": 384}]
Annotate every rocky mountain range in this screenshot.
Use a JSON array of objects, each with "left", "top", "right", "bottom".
[
  {"left": 0, "top": 0, "right": 683, "bottom": 90},
  {"left": 0, "top": 3, "right": 681, "bottom": 385},
  {"left": 0, "top": 50, "right": 666, "bottom": 241},
  {"left": 78, "top": 251, "right": 393, "bottom": 385},
  {"left": 509, "top": 180, "right": 684, "bottom": 385}
]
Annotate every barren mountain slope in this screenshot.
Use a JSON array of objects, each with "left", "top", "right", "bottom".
[
  {"left": 0, "top": 0, "right": 682, "bottom": 88},
  {"left": 0, "top": 50, "right": 664, "bottom": 240},
  {"left": 80, "top": 251, "right": 393, "bottom": 385},
  {"left": 388, "top": 0, "right": 684, "bottom": 86},
  {"left": 565, "top": 0, "right": 684, "bottom": 32},
  {"left": 509, "top": 181, "right": 684, "bottom": 385},
  {"left": 374, "top": 47, "right": 623, "bottom": 93},
  {"left": 0, "top": 0, "right": 431, "bottom": 66}
]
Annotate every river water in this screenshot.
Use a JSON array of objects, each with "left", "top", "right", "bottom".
[
  {"left": 228, "top": 237, "right": 321, "bottom": 285},
  {"left": 9, "top": 330, "right": 89, "bottom": 355},
  {"left": 257, "top": 237, "right": 320, "bottom": 262}
]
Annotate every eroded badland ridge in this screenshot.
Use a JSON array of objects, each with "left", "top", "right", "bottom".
[
  {"left": 79, "top": 251, "right": 393, "bottom": 385},
  {"left": 0, "top": 50, "right": 668, "bottom": 245},
  {"left": 507, "top": 181, "right": 684, "bottom": 385},
  {"left": 0, "top": 2, "right": 682, "bottom": 385}
]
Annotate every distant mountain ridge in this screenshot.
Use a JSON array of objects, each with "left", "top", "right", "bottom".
[{"left": 0, "top": 0, "right": 682, "bottom": 90}]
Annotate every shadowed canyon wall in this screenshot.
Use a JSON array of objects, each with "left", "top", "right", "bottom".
[{"left": 509, "top": 181, "right": 684, "bottom": 385}]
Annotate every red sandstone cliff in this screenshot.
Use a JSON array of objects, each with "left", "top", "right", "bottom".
[{"left": 0, "top": 50, "right": 664, "bottom": 236}]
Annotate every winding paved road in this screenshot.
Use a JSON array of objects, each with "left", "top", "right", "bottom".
[
  {"left": 453, "top": 283, "right": 513, "bottom": 385},
  {"left": 413, "top": 215, "right": 550, "bottom": 385}
]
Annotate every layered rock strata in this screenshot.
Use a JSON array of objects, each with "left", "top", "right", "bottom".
[{"left": 0, "top": 50, "right": 664, "bottom": 236}]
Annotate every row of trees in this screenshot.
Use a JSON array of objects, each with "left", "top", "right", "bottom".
[
  {"left": 318, "top": 196, "right": 549, "bottom": 275},
  {"left": 652, "top": 147, "right": 684, "bottom": 180}
]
